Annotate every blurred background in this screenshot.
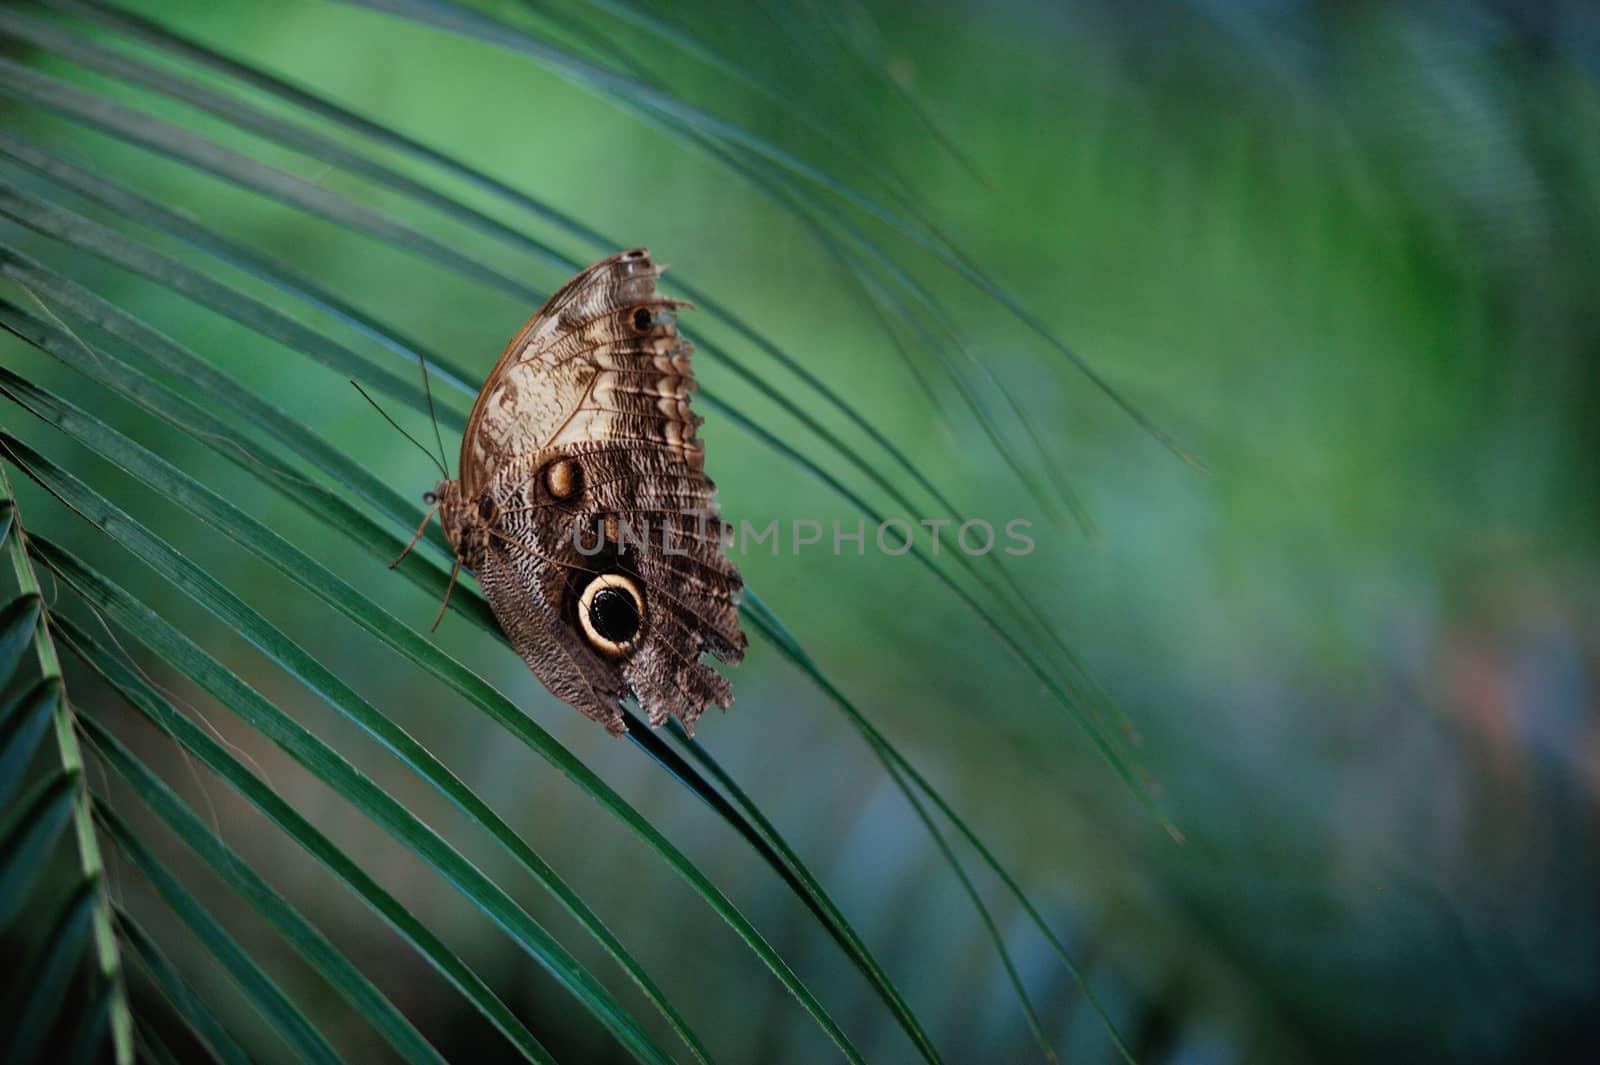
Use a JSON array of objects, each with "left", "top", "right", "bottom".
[{"left": 1, "top": 0, "right": 1597, "bottom": 1062}]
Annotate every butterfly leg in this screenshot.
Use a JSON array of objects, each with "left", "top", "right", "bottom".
[
  {"left": 430, "top": 557, "right": 462, "bottom": 632},
  {"left": 391, "top": 503, "right": 439, "bottom": 569}
]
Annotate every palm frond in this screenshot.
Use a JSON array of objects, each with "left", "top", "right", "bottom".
[
  {"left": 0, "top": 1, "right": 1226, "bottom": 1061},
  {"left": 0, "top": 476, "right": 133, "bottom": 1065}
]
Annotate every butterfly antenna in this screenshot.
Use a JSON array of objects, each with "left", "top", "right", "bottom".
[
  {"left": 431, "top": 557, "right": 462, "bottom": 632},
  {"left": 349, "top": 380, "right": 448, "bottom": 479},
  {"left": 415, "top": 352, "right": 451, "bottom": 478}
]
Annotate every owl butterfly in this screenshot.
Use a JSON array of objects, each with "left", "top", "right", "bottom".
[{"left": 397, "top": 250, "right": 745, "bottom": 736}]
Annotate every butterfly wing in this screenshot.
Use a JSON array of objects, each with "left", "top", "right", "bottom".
[{"left": 459, "top": 249, "right": 745, "bottom": 734}]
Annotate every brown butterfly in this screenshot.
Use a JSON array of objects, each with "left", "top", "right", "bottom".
[{"left": 395, "top": 250, "right": 745, "bottom": 735}]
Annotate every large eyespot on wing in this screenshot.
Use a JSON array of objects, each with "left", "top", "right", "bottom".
[
  {"left": 576, "top": 573, "right": 644, "bottom": 655},
  {"left": 459, "top": 249, "right": 682, "bottom": 498},
  {"left": 472, "top": 530, "right": 630, "bottom": 735}
]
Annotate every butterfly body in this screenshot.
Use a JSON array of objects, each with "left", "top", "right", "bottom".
[{"left": 427, "top": 250, "right": 745, "bottom": 736}]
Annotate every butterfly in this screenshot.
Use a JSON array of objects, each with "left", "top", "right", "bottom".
[{"left": 396, "top": 250, "right": 745, "bottom": 736}]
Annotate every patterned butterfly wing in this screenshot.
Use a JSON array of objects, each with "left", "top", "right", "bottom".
[{"left": 451, "top": 249, "right": 745, "bottom": 735}]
